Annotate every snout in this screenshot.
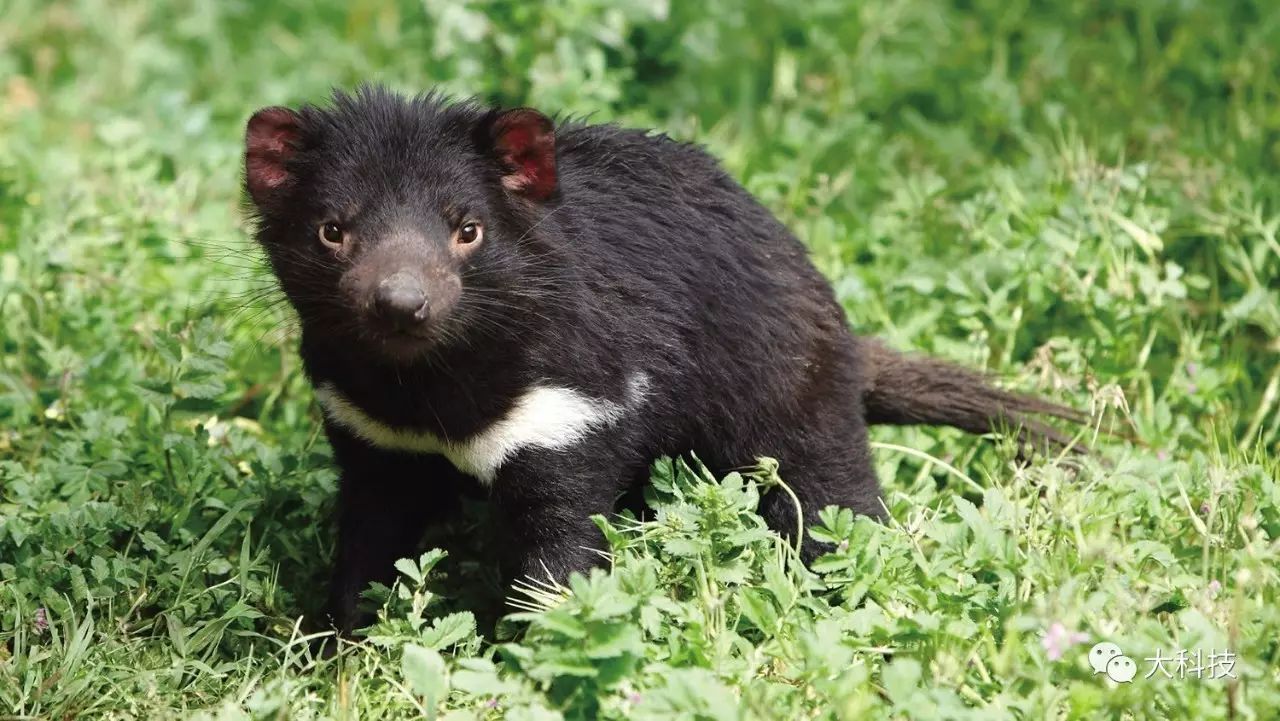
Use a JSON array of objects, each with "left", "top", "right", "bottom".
[
  {"left": 374, "top": 270, "right": 429, "bottom": 329},
  {"left": 363, "top": 266, "right": 463, "bottom": 347}
]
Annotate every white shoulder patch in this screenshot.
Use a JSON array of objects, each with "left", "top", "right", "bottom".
[{"left": 314, "top": 375, "right": 650, "bottom": 485}]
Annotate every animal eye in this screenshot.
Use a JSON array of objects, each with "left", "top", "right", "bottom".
[
  {"left": 457, "top": 222, "right": 482, "bottom": 244},
  {"left": 319, "top": 222, "right": 345, "bottom": 248}
]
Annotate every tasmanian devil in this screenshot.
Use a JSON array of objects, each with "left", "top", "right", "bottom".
[{"left": 242, "top": 86, "right": 1082, "bottom": 634}]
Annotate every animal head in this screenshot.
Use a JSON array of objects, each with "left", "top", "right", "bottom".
[{"left": 243, "top": 86, "right": 559, "bottom": 362}]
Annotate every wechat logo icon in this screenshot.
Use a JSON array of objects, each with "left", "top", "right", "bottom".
[{"left": 1089, "top": 642, "right": 1136, "bottom": 683}]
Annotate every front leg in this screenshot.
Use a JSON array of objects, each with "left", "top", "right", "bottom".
[
  {"left": 489, "top": 448, "right": 631, "bottom": 588},
  {"left": 325, "top": 425, "right": 465, "bottom": 635}
]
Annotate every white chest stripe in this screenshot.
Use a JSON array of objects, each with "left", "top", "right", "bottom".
[{"left": 314, "top": 375, "right": 649, "bottom": 485}]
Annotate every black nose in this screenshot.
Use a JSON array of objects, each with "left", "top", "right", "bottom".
[{"left": 374, "top": 270, "right": 428, "bottom": 328}]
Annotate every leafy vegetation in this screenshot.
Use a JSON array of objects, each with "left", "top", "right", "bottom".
[{"left": 2, "top": 0, "right": 1278, "bottom": 718}]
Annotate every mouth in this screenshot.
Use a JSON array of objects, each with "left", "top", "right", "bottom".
[{"left": 373, "top": 326, "right": 437, "bottom": 360}]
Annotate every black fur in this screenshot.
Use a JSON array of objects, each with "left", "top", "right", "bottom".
[{"left": 243, "top": 86, "right": 1080, "bottom": 634}]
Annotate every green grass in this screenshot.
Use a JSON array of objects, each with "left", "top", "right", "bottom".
[{"left": 2, "top": 0, "right": 1279, "bottom": 718}]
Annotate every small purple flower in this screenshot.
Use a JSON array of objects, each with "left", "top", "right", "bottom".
[
  {"left": 485, "top": 698, "right": 500, "bottom": 709},
  {"left": 627, "top": 692, "right": 643, "bottom": 705},
  {"left": 1156, "top": 449, "right": 1169, "bottom": 462},
  {"left": 34, "top": 607, "right": 48, "bottom": 633},
  {"left": 1199, "top": 501, "right": 1211, "bottom": 517},
  {"left": 1207, "top": 580, "right": 1221, "bottom": 597},
  {"left": 1186, "top": 362, "right": 1199, "bottom": 377},
  {"left": 1187, "top": 383, "right": 1198, "bottom": 394},
  {"left": 1041, "top": 622, "right": 1087, "bottom": 661}
]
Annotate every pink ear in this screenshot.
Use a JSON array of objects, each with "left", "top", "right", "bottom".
[
  {"left": 488, "top": 109, "right": 557, "bottom": 201},
  {"left": 245, "top": 107, "right": 302, "bottom": 205}
]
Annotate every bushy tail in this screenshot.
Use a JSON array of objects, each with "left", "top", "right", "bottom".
[{"left": 860, "top": 339, "right": 1088, "bottom": 453}]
